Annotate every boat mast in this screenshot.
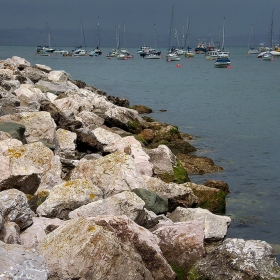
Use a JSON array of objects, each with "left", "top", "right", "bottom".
[
  {"left": 168, "top": 5, "right": 174, "bottom": 51},
  {"left": 97, "top": 17, "right": 100, "bottom": 48},
  {"left": 221, "top": 17, "right": 225, "bottom": 51},
  {"left": 270, "top": 8, "right": 274, "bottom": 49}
]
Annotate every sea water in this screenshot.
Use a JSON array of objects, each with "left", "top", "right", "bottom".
[{"left": 1, "top": 46, "right": 279, "bottom": 261}]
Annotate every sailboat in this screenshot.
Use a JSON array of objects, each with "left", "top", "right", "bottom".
[
  {"left": 166, "top": 6, "right": 180, "bottom": 61},
  {"left": 247, "top": 24, "right": 259, "bottom": 54},
  {"left": 184, "top": 18, "right": 195, "bottom": 58},
  {"left": 36, "top": 23, "right": 56, "bottom": 54},
  {"left": 73, "top": 18, "right": 87, "bottom": 56},
  {"left": 89, "top": 17, "right": 102, "bottom": 56},
  {"left": 258, "top": 8, "right": 280, "bottom": 59},
  {"left": 144, "top": 24, "right": 161, "bottom": 59},
  {"left": 214, "top": 17, "right": 231, "bottom": 68}
]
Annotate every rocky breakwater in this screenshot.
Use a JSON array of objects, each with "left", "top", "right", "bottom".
[{"left": 0, "top": 56, "right": 279, "bottom": 280}]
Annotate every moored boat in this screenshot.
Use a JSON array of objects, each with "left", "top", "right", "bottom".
[{"left": 214, "top": 55, "right": 231, "bottom": 68}]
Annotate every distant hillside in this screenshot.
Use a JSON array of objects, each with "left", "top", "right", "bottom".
[{"left": 0, "top": 28, "right": 271, "bottom": 48}]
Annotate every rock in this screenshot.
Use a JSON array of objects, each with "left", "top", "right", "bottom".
[
  {"left": 91, "top": 215, "right": 176, "bottom": 280},
  {"left": 107, "top": 95, "right": 130, "bottom": 107},
  {"left": 0, "top": 68, "right": 14, "bottom": 82},
  {"left": 39, "top": 100, "right": 82, "bottom": 131},
  {"left": 14, "top": 83, "right": 45, "bottom": 106},
  {"left": 21, "top": 66, "right": 48, "bottom": 83},
  {"left": 167, "top": 207, "right": 231, "bottom": 242},
  {"left": 0, "top": 221, "right": 21, "bottom": 244},
  {"left": 153, "top": 221, "right": 205, "bottom": 277},
  {"left": 148, "top": 123, "right": 182, "bottom": 144},
  {"left": 38, "top": 217, "right": 154, "bottom": 279},
  {"left": 0, "top": 241, "right": 49, "bottom": 279},
  {"left": 92, "top": 126, "right": 122, "bottom": 147},
  {"left": 1, "top": 78, "right": 20, "bottom": 92},
  {"left": 53, "top": 94, "right": 93, "bottom": 115},
  {"left": 0, "top": 111, "right": 57, "bottom": 145},
  {"left": 104, "top": 135, "right": 154, "bottom": 176},
  {"left": 131, "top": 104, "right": 153, "bottom": 114},
  {"left": 138, "top": 128, "right": 155, "bottom": 143},
  {"left": 145, "top": 144, "right": 190, "bottom": 183},
  {"left": 36, "top": 179, "right": 103, "bottom": 219},
  {"left": 0, "top": 96, "right": 21, "bottom": 116},
  {"left": 76, "top": 110, "right": 105, "bottom": 129},
  {"left": 48, "top": 70, "right": 72, "bottom": 82},
  {"left": 69, "top": 191, "right": 145, "bottom": 224},
  {"left": 185, "top": 182, "right": 227, "bottom": 214},
  {"left": 104, "top": 106, "right": 147, "bottom": 134},
  {"left": 20, "top": 216, "right": 64, "bottom": 248},
  {"left": 177, "top": 153, "right": 223, "bottom": 175},
  {"left": 143, "top": 175, "right": 198, "bottom": 212},
  {"left": 54, "top": 128, "right": 77, "bottom": 159},
  {"left": 189, "top": 238, "right": 280, "bottom": 280},
  {"left": 204, "top": 179, "right": 230, "bottom": 194},
  {"left": 70, "top": 152, "right": 147, "bottom": 198},
  {"left": 35, "top": 79, "right": 79, "bottom": 95},
  {"left": 74, "top": 127, "right": 103, "bottom": 153},
  {"left": 132, "top": 188, "right": 168, "bottom": 215},
  {"left": 0, "top": 189, "right": 33, "bottom": 229},
  {"left": 0, "top": 122, "right": 26, "bottom": 142},
  {"left": 34, "top": 63, "right": 52, "bottom": 73},
  {"left": 0, "top": 142, "right": 62, "bottom": 193}
]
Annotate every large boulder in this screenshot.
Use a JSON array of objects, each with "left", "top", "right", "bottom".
[
  {"left": 54, "top": 128, "right": 77, "bottom": 159},
  {"left": 70, "top": 152, "right": 147, "bottom": 198},
  {"left": 104, "top": 135, "right": 154, "bottom": 176},
  {"left": 91, "top": 215, "right": 176, "bottom": 280},
  {"left": 177, "top": 153, "right": 223, "bottom": 175},
  {"left": 0, "top": 241, "right": 49, "bottom": 279},
  {"left": 185, "top": 182, "right": 227, "bottom": 214},
  {"left": 38, "top": 217, "right": 154, "bottom": 279},
  {"left": 14, "top": 84, "right": 45, "bottom": 106},
  {"left": 21, "top": 66, "right": 48, "bottom": 83},
  {"left": 167, "top": 207, "right": 231, "bottom": 242},
  {"left": 189, "top": 238, "right": 280, "bottom": 280},
  {"left": 0, "top": 141, "right": 62, "bottom": 193},
  {"left": 132, "top": 188, "right": 168, "bottom": 215},
  {"left": 145, "top": 144, "right": 189, "bottom": 183},
  {"left": 36, "top": 179, "right": 103, "bottom": 219},
  {"left": 0, "top": 189, "right": 33, "bottom": 230},
  {"left": 153, "top": 221, "right": 205, "bottom": 278},
  {"left": 35, "top": 80, "right": 79, "bottom": 95},
  {"left": 143, "top": 175, "right": 197, "bottom": 212},
  {"left": 68, "top": 191, "right": 145, "bottom": 224},
  {"left": 0, "top": 111, "right": 57, "bottom": 145}
]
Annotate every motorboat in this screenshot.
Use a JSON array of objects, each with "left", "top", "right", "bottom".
[
  {"left": 214, "top": 55, "right": 231, "bottom": 68},
  {"left": 144, "top": 53, "right": 161, "bottom": 59},
  {"left": 195, "top": 42, "right": 206, "bottom": 54},
  {"left": 166, "top": 52, "right": 180, "bottom": 61},
  {"left": 73, "top": 48, "right": 87, "bottom": 56},
  {"left": 89, "top": 47, "right": 102, "bottom": 56},
  {"left": 262, "top": 52, "right": 274, "bottom": 61},
  {"left": 205, "top": 50, "right": 218, "bottom": 60}
]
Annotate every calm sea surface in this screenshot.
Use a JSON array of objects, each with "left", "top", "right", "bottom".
[{"left": 1, "top": 46, "right": 280, "bottom": 261}]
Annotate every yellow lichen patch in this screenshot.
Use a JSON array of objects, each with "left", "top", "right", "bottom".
[
  {"left": 7, "top": 148, "right": 25, "bottom": 159},
  {"left": 88, "top": 225, "right": 96, "bottom": 232},
  {"left": 89, "top": 193, "right": 95, "bottom": 199},
  {"left": 63, "top": 181, "right": 73, "bottom": 187}
]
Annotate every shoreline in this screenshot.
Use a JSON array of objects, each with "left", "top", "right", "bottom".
[{"left": 0, "top": 56, "right": 279, "bottom": 279}]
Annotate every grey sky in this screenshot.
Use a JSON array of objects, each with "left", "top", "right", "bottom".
[{"left": 1, "top": 0, "right": 279, "bottom": 47}]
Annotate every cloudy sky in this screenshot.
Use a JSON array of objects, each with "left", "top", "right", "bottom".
[{"left": 1, "top": 0, "right": 280, "bottom": 47}]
